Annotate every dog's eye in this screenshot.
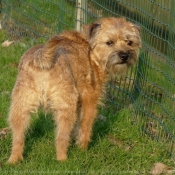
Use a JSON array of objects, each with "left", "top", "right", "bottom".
[
  {"left": 127, "top": 40, "right": 133, "bottom": 46},
  {"left": 106, "top": 41, "right": 114, "bottom": 46}
]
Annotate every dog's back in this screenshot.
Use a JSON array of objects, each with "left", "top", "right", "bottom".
[{"left": 13, "top": 31, "right": 93, "bottom": 110}]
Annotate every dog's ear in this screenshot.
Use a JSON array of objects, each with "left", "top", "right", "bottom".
[
  {"left": 89, "top": 23, "right": 101, "bottom": 38},
  {"left": 133, "top": 24, "right": 141, "bottom": 36},
  {"left": 83, "top": 23, "right": 101, "bottom": 39},
  {"left": 133, "top": 24, "right": 142, "bottom": 47}
]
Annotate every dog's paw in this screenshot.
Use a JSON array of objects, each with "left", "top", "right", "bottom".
[
  {"left": 76, "top": 140, "right": 89, "bottom": 150},
  {"left": 8, "top": 154, "right": 23, "bottom": 164},
  {"left": 56, "top": 154, "right": 67, "bottom": 162}
]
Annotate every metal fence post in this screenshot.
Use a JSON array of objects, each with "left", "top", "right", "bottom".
[{"left": 76, "top": 0, "right": 87, "bottom": 32}]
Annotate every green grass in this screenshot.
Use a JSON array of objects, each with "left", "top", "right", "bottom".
[{"left": 0, "top": 30, "right": 175, "bottom": 174}]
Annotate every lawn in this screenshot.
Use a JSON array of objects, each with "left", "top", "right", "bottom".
[{"left": 0, "top": 29, "right": 175, "bottom": 174}]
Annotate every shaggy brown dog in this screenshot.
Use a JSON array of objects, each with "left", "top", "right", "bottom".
[{"left": 8, "top": 17, "right": 141, "bottom": 163}]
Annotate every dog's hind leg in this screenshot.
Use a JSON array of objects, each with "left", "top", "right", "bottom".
[
  {"left": 53, "top": 91, "right": 78, "bottom": 161},
  {"left": 8, "top": 86, "right": 39, "bottom": 164}
]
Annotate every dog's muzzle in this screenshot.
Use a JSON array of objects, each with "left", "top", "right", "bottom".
[{"left": 118, "top": 51, "right": 129, "bottom": 62}]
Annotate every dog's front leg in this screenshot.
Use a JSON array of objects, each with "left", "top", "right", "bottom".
[{"left": 76, "top": 95, "right": 98, "bottom": 150}]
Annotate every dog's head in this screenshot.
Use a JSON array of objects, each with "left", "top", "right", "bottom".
[{"left": 84, "top": 17, "right": 141, "bottom": 75}]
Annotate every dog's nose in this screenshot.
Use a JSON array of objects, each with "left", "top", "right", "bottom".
[{"left": 119, "top": 52, "right": 129, "bottom": 61}]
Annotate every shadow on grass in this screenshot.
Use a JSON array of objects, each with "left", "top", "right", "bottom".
[
  {"left": 23, "top": 105, "right": 121, "bottom": 158},
  {"left": 24, "top": 112, "right": 55, "bottom": 159},
  {"left": 89, "top": 105, "right": 120, "bottom": 149}
]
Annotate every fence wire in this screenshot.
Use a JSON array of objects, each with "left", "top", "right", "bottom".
[{"left": 1, "top": 0, "right": 175, "bottom": 158}]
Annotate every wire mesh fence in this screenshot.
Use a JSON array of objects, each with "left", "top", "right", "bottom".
[{"left": 1, "top": 0, "right": 175, "bottom": 158}]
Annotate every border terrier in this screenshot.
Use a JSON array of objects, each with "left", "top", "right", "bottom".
[{"left": 8, "top": 17, "right": 141, "bottom": 163}]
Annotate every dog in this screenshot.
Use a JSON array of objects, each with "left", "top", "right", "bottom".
[{"left": 8, "top": 17, "right": 141, "bottom": 163}]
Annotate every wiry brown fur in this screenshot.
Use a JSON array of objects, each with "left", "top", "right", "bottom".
[{"left": 8, "top": 17, "right": 141, "bottom": 164}]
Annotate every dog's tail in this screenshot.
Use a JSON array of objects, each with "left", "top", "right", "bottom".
[{"left": 34, "top": 36, "right": 63, "bottom": 69}]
